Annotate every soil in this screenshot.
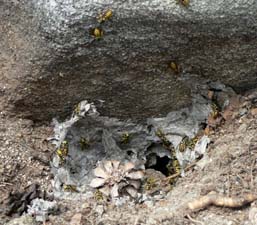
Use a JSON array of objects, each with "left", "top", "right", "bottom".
[
  {"left": 0, "top": 91, "right": 257, "bottom": 225},
  {"left": 0, "top": 116, "right": 54, "bottom": 224}
]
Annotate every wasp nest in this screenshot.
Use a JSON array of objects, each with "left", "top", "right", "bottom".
[{"left": 90, "top": 160, "right": 144, "bottom": 199}]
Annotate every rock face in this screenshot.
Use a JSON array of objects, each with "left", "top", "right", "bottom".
[{"left": 1, "top": 0, "right": 257, "bottom": 121}]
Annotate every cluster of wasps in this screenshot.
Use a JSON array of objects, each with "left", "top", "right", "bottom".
[
  {"left": 89, "top": 0, "right": 188, "bottom": 40},
  {"left": 178, "top": 135, "right": 199, "bottom": 152},
  {"left": 89, "top": 9, "right": 113, "bottom": 40},
  {"left": 56, "top": 137, "right": 90, "bottom": 162}
]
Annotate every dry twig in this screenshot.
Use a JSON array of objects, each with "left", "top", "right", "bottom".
[
  {"left": 186, "top": 214, "right": 204, "bottom": 225},
  {"left": 31, "top": 155, "right": 50, "bottom": 166},
  {"left": 0, "top": 182, "right": 13, "bottom": 186},
  {"left": 134, "top": 216, "right": 140, "bottom": 225},
  {"left": 188, "top": 191, "right": 257, "bottom": 211},
  {"left": 250, "top": 159, "right": 255, "bottom": 190}
]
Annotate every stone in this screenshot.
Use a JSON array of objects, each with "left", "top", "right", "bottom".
[
  {"left": 70, "top": 213, "right": 83, "bottom": 225},
  {"left": 250, "top": 108, "right": 257, "bottom": 116},
  {"left": 6, "top": 215, "right": 35, "bottom": 225},
  {"left": 249, "top": 207, "right": 257, "bottom": 225},
  {"left": 1, "top": 0, "right": 257, "bottom": 121}
]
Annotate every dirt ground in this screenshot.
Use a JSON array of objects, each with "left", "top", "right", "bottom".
[
  {"left": 0, "top": 91, "right": 257, "bottom": 225},
  {"left": 0, "top": 116, "right": 54, "bottom": 224}
]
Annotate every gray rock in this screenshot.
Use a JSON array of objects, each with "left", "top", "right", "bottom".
[
  {"left": 27, "top": 198, "right": 58, "bottom": 222},
  {"left": 1, "top": 0, "right": 257, "bottom": 121},
  {"left": 6, "top": 215, "right": 35, "bottom": 225}
]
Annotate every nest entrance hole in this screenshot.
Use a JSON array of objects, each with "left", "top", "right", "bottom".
[{"left": 146, "top": 156, "right": 171, "bottom": 176}]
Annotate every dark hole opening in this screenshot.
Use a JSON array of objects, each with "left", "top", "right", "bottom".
[
  {"left": 199, "top": 122, "right": 207, "bottom": 130},
  {"left": 146, "top": 155, "right": 171, "bottom": 176},
  {"left": 126, "top": 150, "right": 134, "bottom": 156}
]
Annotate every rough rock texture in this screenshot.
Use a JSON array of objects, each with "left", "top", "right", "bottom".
[{"left": 1, "top": 0, "right": 257, "bottom": 121}]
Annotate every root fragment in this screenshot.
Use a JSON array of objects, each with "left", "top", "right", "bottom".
[
  {"left": 188, "top": 191, "right": 257, "bottom": 211},
  {"left": 186, "top": 214, "right": 204, "bottom": 225}
]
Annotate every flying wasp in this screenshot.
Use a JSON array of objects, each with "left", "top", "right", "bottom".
[
  {"left": 169, "top": 61, "right": 180, "bottom": 74},
  {"left": 97, "top": 9, "right": 113, "bottom": 24},
  {"left": 89, "top": 27, "right": 104, "bottom": 40},
  {"left": 56, "top": 140, "right": 69, "bottom": 163}
]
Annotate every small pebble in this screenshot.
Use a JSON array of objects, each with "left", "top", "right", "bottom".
[
  {"left": 250, "top": 108, "right": 257, "bottom": 116},
  {"left": 70, "top": 213, "right": 82, "bottom": 225}
]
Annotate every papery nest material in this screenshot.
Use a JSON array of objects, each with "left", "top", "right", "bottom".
[{"left": 90, "top": 160, "right": 144, "bottom": 199}]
